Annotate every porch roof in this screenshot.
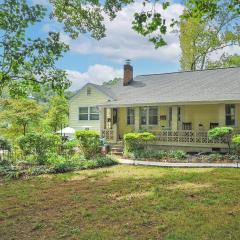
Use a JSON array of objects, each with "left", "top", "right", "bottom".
[{"left": 99, "top": 67, "right": 240, "bottom": 107}]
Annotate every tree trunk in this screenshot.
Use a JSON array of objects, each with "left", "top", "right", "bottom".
[{"left": 23, "top": 124, "right": 27, "bottom": 135}]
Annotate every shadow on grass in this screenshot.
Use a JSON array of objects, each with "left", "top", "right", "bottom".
[{"left": 0, "top": 166, "right": 240, "bottom": 240}]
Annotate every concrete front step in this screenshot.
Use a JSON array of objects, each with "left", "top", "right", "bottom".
[{"left": 111, "top": 151, "right": 123, "bottom": 156}]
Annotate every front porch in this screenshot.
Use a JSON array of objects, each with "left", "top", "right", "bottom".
[{"left": 100, "top": 103, "right": 240, "bottom": 151}]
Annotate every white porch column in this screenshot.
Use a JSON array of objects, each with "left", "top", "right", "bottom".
[
  {"left": 106, "top": 108, "right": 112, "bottom": 129},
  {"left": 99, "top": 107, "right": 105, "bottom": 135},
  {"left": 218, "top": 104, "right": 225, "bottom": 126},
  {"left": 172, "top": 106, "right": 178, "bottom": 131},
  {"left": 134, "top": 106, "right": 140, "bottom": 132}
]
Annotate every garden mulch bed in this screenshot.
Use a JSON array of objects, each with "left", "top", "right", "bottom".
[{"left": 123, "top": 155, "right": 239, "bottom": 164}]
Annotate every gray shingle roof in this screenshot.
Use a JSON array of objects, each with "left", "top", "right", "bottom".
[{"left": 100, "top": 67, "right": 240, "bottom": 106}]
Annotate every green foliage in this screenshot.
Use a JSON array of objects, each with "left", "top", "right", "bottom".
[
  {"left": 208, "top": 127, "right": 233, "bottom": 153},
  {"left": 0, "top": 0, "right": 70, "bottom": 97},
  {"left": 208, "top": 127, "right": 233, "bottom": 140},
  {"left": 46, "top": 96, "right": 69, "bottom": 132},
  {"left": 123, "top": 132, "right": 155, "bottom": 155},
  {"left": 180, "top": 0, "right": 239, "bottom": 71},
  {"left": 0, "top": 136, "right": 11, "bottom": 150},
  {"left": 232, "top": 135, "right": 240, "bottom": 146},
  {"left": 208, "top": 153, "right": 223, "bottom": 162},
  {"left": 50, "top": 0, "right": 239, "bottom": 50},
  {"left": 61, "top": 140, "right": 79, "bottom": 156},
  {"left": 102, "top": 78, "right": 121, "bottom": 86},
  {"left": 75, "top": 130, "right": 101, "bottom": 159},
  {"left": 207, "top": 54, "right": 240, "bottom": 68},
  {"left": 232, "top": 135, "right": 240, "bottom": 157},
  {"left": 133, "top": 149, "right": 186, "bottom": 160},
  {"left": 0, "top": 99, "right": 43, "bottom": 136},
  {"left": 18, "top": 133, "right": 61, "bottom": 165},
  {"left": 0, "top": 155, "right": 117, "bottom": 178}
]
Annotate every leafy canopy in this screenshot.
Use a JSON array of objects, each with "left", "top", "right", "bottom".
[
  {"left": 0, "top": 98, "right": 43, "bottom": 135},
  {"left": 50, "top": 0, "right": 239, "bottom": 49},
  {"left": 75, "top": 130, "right": 101, "bottom": 159},
  {"left": 180, "top": 0, "right": 240, "bottom": 70},
  {"left": 0, "top": 0, "right": 70, "bottom": 97},
  {"left": 46, "top": 96, "right": 69, "bottom": 132}
]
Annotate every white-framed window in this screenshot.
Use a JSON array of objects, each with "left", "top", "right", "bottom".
[
  {"left": 79, "top": 107, "right": 99, "bottom": 120},
  {"left": 90, "top": 107, "right": 99, "bottom": 120},
  {"left": 225, "top": 104, "right": 235, "bottom": 126},
  {"left": 149, "top": 107, "right": 158, "bottom": 125},
  {"left": 177, "top": 107, "right": 181, "bottom": 121},
  {"left": 140, "top": 106, "right": 158, "bottom": 125},
  {"left": 127, "top": 107, "right": 135, "bottom": 125},
  {"left": 140, "top": 107, "right": 148, "bottom": 125},
  {"left": 87, "top": 87, "right": 91, "bottom": 96},
  {"left": 79, "top": 107, "right": 88, "bottom": 120}
]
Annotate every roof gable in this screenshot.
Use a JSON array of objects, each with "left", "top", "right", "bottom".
[{"left": 70, "top": 83, "right": 115, "bottom": 102}]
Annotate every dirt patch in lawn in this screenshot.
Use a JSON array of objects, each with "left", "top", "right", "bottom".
[{"left": 0, "top": 165, "right": 240, "bottom": 240}]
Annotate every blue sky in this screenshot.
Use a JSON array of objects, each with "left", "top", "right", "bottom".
[{"left": 30, "top": 0, "right": 184, "bottom": 90}]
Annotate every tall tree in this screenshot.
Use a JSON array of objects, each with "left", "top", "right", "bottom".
[
  {"left": 0, "top": 0, "right": 70, "bottom": 97},
  {"left": 180, "top": 1, "right": 240, "bottom": 71},
  {"left": 207, "top": 54, "right": 240, "bottom": 68},
  {"left": 50, "top": 0, "right": 239, "bottom": 48},
  {"left": 0, "top": 99, "right": 43, "bottom": 135},
  {"left": 46, "top": 96, "right": 69, "bottom": 132}
]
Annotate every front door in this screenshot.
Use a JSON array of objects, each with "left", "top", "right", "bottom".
[
  {"left": 112, "top": 108, "right": 118, "bottom": 142},
  {"left": 113, "top": 108, "right": 118, "bottom": 125}
]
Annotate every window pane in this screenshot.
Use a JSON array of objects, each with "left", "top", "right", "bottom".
[
  {"left": 90, "top": 107, "right": 99, "bottom": 114},
  {"left": 149, "top": 116, "right": 158, "bottom": 125},
  {"left": 87, "top": 87, "right": 91, "bottom": 95},
  {"left": 149, "top": 107, "right": 158, "bottom": 125},
  {"left": 225, "top": 104, "right": 235, "bottom": 126},
  {"left": 79, "top": 114, "right": 88, "bottom": 120},
  {"left": 90, "top": 114, "right": 99, "bottom": 120},
  {"left": 79, "top": 107, "right": 88, "bottom": 114},
  {"left": 140, "top": 107, "right": 147, "bottom": 125},
  {"left": 127, "top": 108, "right": 135, "bottom": 125},
  {"left": 149, "top": 107, "right": 158, "bottom": 116}
]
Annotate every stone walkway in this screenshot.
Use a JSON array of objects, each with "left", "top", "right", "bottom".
[{"left": 118, "top": 158, "right": 240, "bottom": 168}]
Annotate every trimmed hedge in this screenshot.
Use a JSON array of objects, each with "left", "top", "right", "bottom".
[
  {"left": 75, "top": 130, "right": 101, "bottom": 159},
  {"left": 123, "top": 132, "right": 155, "bottom": 155}
]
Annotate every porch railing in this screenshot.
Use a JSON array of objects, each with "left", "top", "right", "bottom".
[
  {"left": 149, "top": 130, "right": 236, "bottom": 145},
  {"left": 101, "top": 129, "right": 240, "bottom": 145},
  {"left": 101, "top": 129, "right": 115, "bottom": 142}
]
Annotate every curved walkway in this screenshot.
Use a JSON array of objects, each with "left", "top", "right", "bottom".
[{"left": 118, "top": 158, "right": 240, "bottom": 168}]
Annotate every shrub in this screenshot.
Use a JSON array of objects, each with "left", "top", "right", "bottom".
[
  {"left": 0, "top": 136, "right": 11, "bottom": 151},
  {"left": 208, "top": 127, "right": 233, "bottom": 153},
  {"left": 208, "top": 153, "right": 223, "bottom": 162},
  {"left": 51, "top": 161, "right": 75, "bottom": 173},
  {"left": 75, "top": 130, "right": 101, "bottom": 159},
  {"left": 61, "top": 139, "right": 78, "bottom": 156},
  {"left": 123, "top": 132, "right": 155, "bottom": 155},
  {"left": 18, "top": 133, "right": 61, "bottom": 165},
  {"left": 133, "top": 149, "right": 186, "bottom": 160},
  {"left": 232, "top": 135, "right": 240, "bottom": 158},
  {"left": 168, "top": 150, "right": 187, "bottom": 160}
]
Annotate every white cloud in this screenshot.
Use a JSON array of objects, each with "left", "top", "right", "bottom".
[
  {"left": 67, "top": 64, "right": 122, "bottom": 91},
  {"left": 63, "top": 2, "right": 184, "bottom": 63}
]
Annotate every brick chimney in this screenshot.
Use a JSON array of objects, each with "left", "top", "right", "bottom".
[{"left": 123, "top": 59, "right": 133, "bottom": 86}]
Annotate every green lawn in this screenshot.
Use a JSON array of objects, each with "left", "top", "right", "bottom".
[{"left": 0, "top": 165, "right": 240, "bottom": 240}]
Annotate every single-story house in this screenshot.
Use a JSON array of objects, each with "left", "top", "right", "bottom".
[{"left": 69, "top": 63, "right": 240, "bottom": 152}]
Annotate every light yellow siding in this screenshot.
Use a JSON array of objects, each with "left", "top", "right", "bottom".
[
  {"left": 69, "top": 85, "right": 110, "bottom": 132},
  {"left": 118, "top": 107, "right": 135, "bottom": 137},
  {"left": 117, "top": 103, "right": 240, "bottom": 137},
  {"left": 183, "top": 104, "right": 240, "bottom": 131}
]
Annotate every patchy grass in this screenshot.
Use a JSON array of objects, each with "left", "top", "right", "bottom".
[{"left": 0, "top": 165, "right": 240, "bottom": 239}]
